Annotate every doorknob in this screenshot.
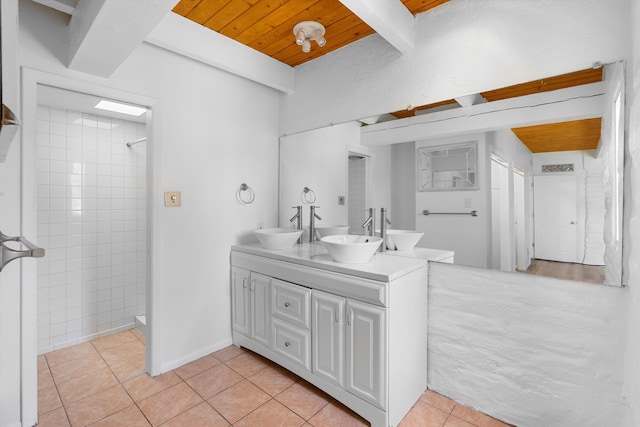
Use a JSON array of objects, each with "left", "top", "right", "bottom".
[{"left": 570, "top": 221, "right": 576, "bottom": 224}]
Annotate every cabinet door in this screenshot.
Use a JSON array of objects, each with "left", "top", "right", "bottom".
[
  {"left": 345, "top": 300, "right": 387, "bottom": 410},
  {"left": 231, "top": 267, "right": 250, "bottom": 336},
  {"left": 312, "top": 290, "right": 344, "bottom": 387},
  {"left": 251, "top": 272, "right": 271, "bottom": 348}
]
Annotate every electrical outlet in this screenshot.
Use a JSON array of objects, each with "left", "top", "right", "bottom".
[
  {"left": 164, "top": 192, "right": 181, "bottom": 207},
  {"left": 338, "top": 196, "right": 345, "bottom": 206}
]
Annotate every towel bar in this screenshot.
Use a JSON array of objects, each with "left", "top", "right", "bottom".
[{"left": 422, "top": 210, "right": 478, "bottom": 216}]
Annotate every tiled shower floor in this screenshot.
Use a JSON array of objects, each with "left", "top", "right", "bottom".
[{"left": 37, "top": 329, "right": 512, "bottom": 426}]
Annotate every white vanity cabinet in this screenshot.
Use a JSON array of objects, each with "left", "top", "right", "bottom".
[
  {"left": 230, "top": 267, "right": 270, "bottom": 349},
  {"left": 230, "top": 244, "right": 429, "bottom": 427}
]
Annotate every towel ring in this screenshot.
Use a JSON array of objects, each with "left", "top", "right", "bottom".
[
  {"left": 301, "top": 187, "right": 316, "bottom": 204},
  {"left": 236, "top": 183, "right": 255, "bottom": 204}
]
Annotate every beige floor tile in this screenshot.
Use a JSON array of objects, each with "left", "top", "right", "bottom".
[
  {"left": 248, "top": 365, "right": 298, "bottom": 396},
  {"left": 66, "top": 384, "right": 132, "bottom": 427},
  {"left": 207, "top": 380, "right": 271, "bottom": 424},
  {"left": 275, "top": 381, "right": 331, "bottom": 420},
  {"left": 421, "top": 390, "right": 456, "bottom": 414},
  {"left": 399, "top": 400, "right": 449, "bottom": 427},
  {"left": 38, "top": 354, "right": 49, "bottom": 372},
  {"left": 173, "top": 355, "right": 221, "bottom": 380},
  {"left": 160, "top": 402, "right": 229, "bottom": 427},
  {"left": 50, "top": 351, "right": 107, "bottom": 385},
  {"left": 452, "top": 404, "right": 511, "bottom": 427},
  {"left": 110, "top": 354, "right": 146, "bottom": 383},
  {"left": 57, "top": 365, "right": 118, "bottom": 405},
  {"left": 131, "top": 328, "right": 146, "bottom": 343},
  {"left": 36, "top": 407, "right": 70, "bottom": 427},
  {"left": 186, "top": 363, "right": 243, "bottom": 400},
  {"left": 212, "top": 345, "right": 245, "bottom": 362},
  {"left": 235, "top": 399, "right": 305, "bottom": 427},
  {"left": 99, "top": 340, "right": 145, "bottom": 368},
  {"left": 308, "top": 401, "right": 369, "bottom": 427},
  {"left": 92, "top": 330, "right": 138, "bottom": 352},
  {"left": 124, "top": 371, "right": 183, "bottom": 403},
  {"left": 444, "top": 415, "right": 477, "bottom": 427},
  {"left": 38, "top": 386, "right": 63, "bottom": 416},
  {"left": 45, "top": 342, "right": 98, "bottom": 367},
  {"left": 225, "top": 351, "right": 270, "bottom": 377},
  {"left": 138, "top": 381, "right": 203, "bottom": 426},
  {"left": 91, "top": 404, "right": 151, "bottom": 427},
  {"left": 38, "top": 367, "right": 55, "bottom": 391}
]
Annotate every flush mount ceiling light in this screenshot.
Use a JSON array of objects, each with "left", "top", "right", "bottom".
[
  {"left": 94, "top": 100, "right": 147, "bottom": 116},
  {"left": 293, "top": 21, "right": 326, "bottom": 53}
]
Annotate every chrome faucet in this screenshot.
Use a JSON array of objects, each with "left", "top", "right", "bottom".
[
  {"left": 290, "top": 206, "right": 303, "bottom": 243},
  {"left": 309, "top": 206, "right": 322, "bottom": 242},
  {"left": 379, "top": 208, "right": 391, "bottom": 252},
  {"left": 362, "top": 208, "right": 375, "bottom": 237}
]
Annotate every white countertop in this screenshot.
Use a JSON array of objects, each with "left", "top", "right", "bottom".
[{"left": 231, "top": 242, "right": 453, "bottom": 282}]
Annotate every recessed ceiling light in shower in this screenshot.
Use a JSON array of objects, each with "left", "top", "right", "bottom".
[{"left": 94, "top": 100, "right": 146, "bottom": 116}]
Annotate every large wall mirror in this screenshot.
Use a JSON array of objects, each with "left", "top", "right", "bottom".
[{"left": 279, "top": 62, "right": 625, "bottom": 287}]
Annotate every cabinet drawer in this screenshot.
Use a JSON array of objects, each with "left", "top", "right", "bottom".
[
  {"left": 272, "top": 279, "right": 311, "bottom": 329},
  {"left": 272, "top": 318, "right": 310, "bottom": 370}
]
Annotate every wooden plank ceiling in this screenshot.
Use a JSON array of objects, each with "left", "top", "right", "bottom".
[
  {"left": 172, "top": 0, "right": 449, "bottom": 67},
  {"left": 172, "top": 1, "right": 603, "bottom": 154},
  {"left": 392, "top": 67, "right": 604, "bottom": 153}
]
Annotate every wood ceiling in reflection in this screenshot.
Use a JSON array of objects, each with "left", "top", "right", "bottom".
[
  {"left": 172, "top": 0, "right": 449, "bottom": 67},
  {"left": 392, "top": 67, "right": 604, "bottom": 153}
]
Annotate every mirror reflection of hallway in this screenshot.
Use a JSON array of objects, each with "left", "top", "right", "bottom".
[{"left": 348, "top": 154, "right": 368, "bottom": 235}]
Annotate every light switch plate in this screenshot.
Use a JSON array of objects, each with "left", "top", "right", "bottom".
[
  {"left": 165, "top": 192, "right": 181, "bottom": 207},
  {"left": 338, "top": 196, "right": 345, "bottom": 206}
]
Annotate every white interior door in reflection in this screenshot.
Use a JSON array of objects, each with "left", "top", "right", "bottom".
[{"left": 534, "top": 175, "right": 577, "bottom": 263}]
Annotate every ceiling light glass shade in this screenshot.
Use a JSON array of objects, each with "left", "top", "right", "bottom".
[
  {"left": 295, "top": 30, "right": 305, "bottom": 45},
  {"left": 302, "top": 39, "right": 311, "bottom": 53},
  {"left": 316, "top": 36, "right": 326, "bottom": 47}
]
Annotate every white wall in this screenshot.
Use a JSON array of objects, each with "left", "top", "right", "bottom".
[
  {"left": 19, "top": 0, "right": 281, "bottom": 378},
  {"left": 428, "top": 262, "right": 627, "bottom": 427},
  {"left": 415, "top": 133, "right": 491, "bottom": 268},
  {"left": 390, "top": 142, "right": 416, "bottom": 230},
  {"left": 621, "top": 1, "right": 640, "bottom": 425},
  {"left": 280, "top": 0, "right": 630, "bottom": 136}
]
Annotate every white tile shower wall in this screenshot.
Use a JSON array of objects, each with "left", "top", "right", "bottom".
[
  {"left": 35, "top": 106, "right": 147, "bottom": 354},
  {"left": 348, "top": 157, "right": 366, "bottom": 234}
]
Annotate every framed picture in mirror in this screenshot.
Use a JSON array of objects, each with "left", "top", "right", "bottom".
[{"left": 418, "top": 141, "right": 478, "bottom": 191}]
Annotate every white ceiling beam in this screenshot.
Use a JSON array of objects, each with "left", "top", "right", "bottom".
[
  {"left": 361, "top": 82, "right": 605, "bottom": 146},
  {"left": 31, "top": 0, "right": 77, "bottom": 15},
  {"left": 68, "top": 0, "right": 178, "bottom": 77},
  {"left": 145, "top": 13, "right": 295, "bottom": 94},
  {"left": 339, "top": 0, "right": 415, "bottom": 54}
]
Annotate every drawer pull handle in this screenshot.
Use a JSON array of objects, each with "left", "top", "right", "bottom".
[
  {"left": 284, "top": 341, "right": 291, "bottom": 347},
  {"left": 284, "top": 302, "right": 290, "bottom": 308}
]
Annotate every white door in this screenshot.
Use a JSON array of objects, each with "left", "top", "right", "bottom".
[
  {"left": 250, "top": 273, "right": 271, "bottom": 348},
  {"left": 345, "top": 300, "right": 386, "bottom": 410},
  {"left": 312, "top": 290, "right": 344, "bottom": 386},
  {"left": 534, "top": 175, "right": 577, "bottom": 262},
  {"left": 231, "top": 267, "right": 250, "bottom": 336},
  {"left": 514, "top": 171, "right": 528, "bottom": 269}
]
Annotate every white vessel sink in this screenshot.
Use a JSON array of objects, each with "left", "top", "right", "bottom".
[
  {"left": 321, "top": 234, "right": 383, "bottom": 263},
  {"left": 385, "top": 230, "right": 424, "bottom": 251},
  {"left": 255, "top": 228, "right": 303, "bottom": 249},
  {"left": 315, "top": 225, "right": 350, "bottom": 239}
]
